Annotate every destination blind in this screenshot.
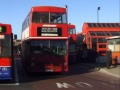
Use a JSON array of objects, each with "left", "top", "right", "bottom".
[{"left": 37, "top": 27, "right": 62, "bottom": 36}]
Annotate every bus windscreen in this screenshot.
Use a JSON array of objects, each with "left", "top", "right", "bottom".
[
  {"left": 0, "top": 26, "right": 6, "bottom": 33},
  {"left": 0, "top": 35, "right": 11, "bottom": 57},
  {"left": 30, "top": 40, "right": 67, "bottom": 55}
]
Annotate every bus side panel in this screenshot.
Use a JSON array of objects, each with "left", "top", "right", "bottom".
[
  {"left": 0, "top": 67, "right": 12, "bottom": 80},
  {"left": 0, "top": 58, "right": 12, "bottom": 80}
]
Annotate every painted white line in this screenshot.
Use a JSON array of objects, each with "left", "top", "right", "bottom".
[
  {"left": 92, "top": 81, "right": 114, "bottom": 88},
  {"left": 75, "top": 82, "right": 93, "bottom": 87},
  {"left": 100, "top": 69, "right": 120, "bottom": 78},
  {"left": 0, "top": 59, "right": 19, "bottom": 86},
  {"left": 0, "top": 83, "right": 19, "bottom": 86},
  {"left": 56, "top": 82, "right": 75, "bottom": 88}
]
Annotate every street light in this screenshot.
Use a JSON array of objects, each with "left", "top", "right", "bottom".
[
  {"left": 119, "top": 0, "right": 120, "bottom": 22},
  {"left": 65, "top": 5, "right": 68, "bottom": 23},
  {"left": 97, "top": 7, "right": 100, "bottom": 22}
]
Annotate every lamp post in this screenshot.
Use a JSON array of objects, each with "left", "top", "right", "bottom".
[
  {"left": 119, "top": 0, "right": 120, "bottom": 22},
  {"left": 97, "top": 7, "right": 100, "bottom": 22},
  {"left": 65, "top": 5, "right": 68, "bottom": 21}
]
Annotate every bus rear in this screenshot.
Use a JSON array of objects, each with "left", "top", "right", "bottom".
[
  {"left": 21, "top": 6, "right": 68, "bottom": 73},
  {"left": 0, "top": 24, "right": 13, "bottom": 80}
]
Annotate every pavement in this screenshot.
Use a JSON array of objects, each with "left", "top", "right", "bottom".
[{"left": 83, "top": 63, "right": 120, "bottom": 78}]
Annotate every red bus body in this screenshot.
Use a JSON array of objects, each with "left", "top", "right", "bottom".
[
  {"left": 21, "top": 6, "right": 68, "bottom": 72},
  {"left": 0, "top": 23, "right": 13, "bottom": 80},
  {"left": 68, "top": 24, "right": 76, "bottom": 63}
]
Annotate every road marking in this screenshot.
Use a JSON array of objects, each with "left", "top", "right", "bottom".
[
  {"left": 0, "top": 60, "right": 19, "bottom": 86},
  {"left": 75, "top": 82, "right": 93, "bottom": 87},
  {"left": 56, "top": 82, "right": 93, "bottom": 88},
  {"left": 56, "top": 82, "right": 75, "bottom": 88},
  {"left": 100, "top": 69, "right": 120, "bottom": 78},
  {"left": 92, "top": 82, "right": 114, "bottom": 88}
]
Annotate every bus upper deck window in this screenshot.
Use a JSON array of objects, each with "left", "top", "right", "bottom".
[{"left": 32, "top": 12, "right": 49, "bottom": 23}]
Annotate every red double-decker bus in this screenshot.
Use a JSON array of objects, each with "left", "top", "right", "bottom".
[
  {"left": 21, "top": 6, "right": 68, "bottom": 73},
  {"left": 0, "top": 23, "right": 13, "bottom": 80},
  {"left": 68, "top": 24, "right": 77, "bottom": 63}
]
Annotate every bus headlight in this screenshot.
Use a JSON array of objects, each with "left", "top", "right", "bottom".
[{"left": 2, "top": 67, "right": 7, "bottom": 71}]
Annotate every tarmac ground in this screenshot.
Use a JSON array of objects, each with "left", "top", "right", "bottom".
[{"left": 82, "top": 63, "right": 120, "bottom": 78}]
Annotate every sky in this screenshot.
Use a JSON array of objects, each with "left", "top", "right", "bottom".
[{"left": 0, "top": 0, "right": 120, "bottom": 39}]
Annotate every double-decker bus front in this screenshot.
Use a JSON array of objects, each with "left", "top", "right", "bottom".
[
  {"left": 21, "top": 6, "right": 68, "bottom": 72},
  {"left": 0, "top": 24, "right": 13, "bottom": 80}
]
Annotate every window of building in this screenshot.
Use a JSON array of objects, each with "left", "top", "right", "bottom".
[
  {"left": 95, "top": 31, "right": 106, "bottom": 36},
  {"left": 106, "top": 23, "right": 112, "bottom": 27},
  {"left": 110, "top": 31, "right": 120, "bottom": 36},
  {"left": 108, "top": 38, "right": 120, "bottom": 52},
  {"left": 108, "top": 40, "right": 114, "bottom": 45},
  {"left": 92, "top": 23, "right": 97, "bottom": 27},
  {"left": 99, "top": 44, "right": 106, "bottom": 48},
  {"left": 108, "top": 45, "right": 114, "bottom": 52},
  {"left": 105, "top": 31, "right": 111, "bottom": 36},
  {"left": 92, "top": 38, "right": 97, "bottom": 42},
  {"left": 97, "top": 23, "right": 102, "bottom": 27},
  {"left": 102, "top": 23, "right": 107, "bottom": 27},
  {"left": 87, "top": 23, "right": 93, "bottom": 27},
  {"left": 114, "top": 45, "right": 120, "bottom": 52},
  {"left": 98, "top": 38, "right": 106, "bottom": 43},
  {"left": 114, "top": 39, "right": 120, "bottom": 44},
  {"left": 89, "top": 31, "right": 96, "bottom": 36},
  {"left": 111, "top": 23, "right": 116, "bottom": 27}
]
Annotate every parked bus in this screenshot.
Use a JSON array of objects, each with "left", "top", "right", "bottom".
[
  {"left": 21, "top": 6, "right": 68, "bottom": 73},
  {"left": 68, "top": 24, "right": 76, "bottom": 63},
  {"left": 0, "top": 23, "right": 13, "bottom": 80},
  {"left": 106, "top": 36, "right": 120, "bottom": 65}
]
